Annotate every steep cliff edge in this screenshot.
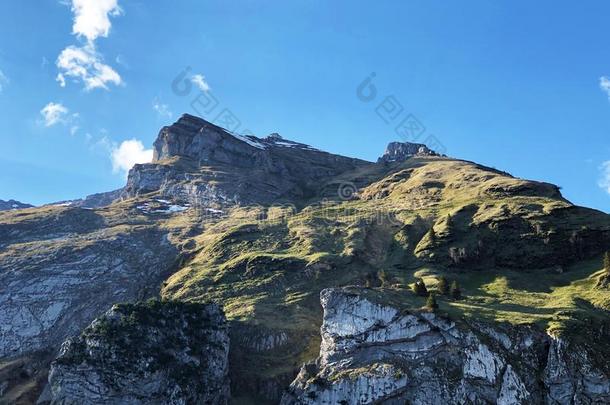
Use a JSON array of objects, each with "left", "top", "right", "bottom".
[
  {"left": 123, "top": 113, "right": 369, "bottom": 206},
  {"left": 0, "top": 205, "right": 182, "bottom": 359},
  {"left": 281, "top": 288, "right": 610, "bottom": 404},
  {"left": 46, "top": 300, "right": 229, "bottom": 404},
  {"left": 377, "top": 141, "right": 438, "bottom": 163}
]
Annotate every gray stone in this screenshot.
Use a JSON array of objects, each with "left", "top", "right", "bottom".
[
  {"left": 377, "top": 141, "right": 438, "bottom": 163},
  {"left": 0, "top": 199, "right": 34, "bottom": 210},
  {"left": 48, "top": 301, "right": 230, "bottom": 404},
  {"left": 281, "top": 288, "right": 610, "bottom": 405}
]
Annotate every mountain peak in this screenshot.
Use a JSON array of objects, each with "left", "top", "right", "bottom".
[
  {"left": 0, "top": 199, "right": 34, "bottom": 211},
  {"left": 128, "top": 113, "right": 367, "bottom": 205},
  {"left": 377, "top": 141, "right": 439, "bottom": 163}
]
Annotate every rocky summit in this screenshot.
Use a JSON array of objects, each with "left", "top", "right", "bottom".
[
  {"left": 123, "top": 113, "right": 367, "bottom": 206},
  {"left": 1, "top": 113, "right": 609, "bottom": 404},
  {"left": 377, "top": 141, "right": 439, "bottom": 163},
  {"left": 0, "top": 199, "right": 33, "bottom": 211}
]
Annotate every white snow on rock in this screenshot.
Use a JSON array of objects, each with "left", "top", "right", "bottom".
[
  {"left": 136, "top": 200, "right": 190, "bottom": 214},
  {"left": 223, "top": 129, "right": 267, "bottom": 150}
]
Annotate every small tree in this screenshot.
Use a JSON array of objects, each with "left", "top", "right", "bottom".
[
  {"left": 379, "top": 270, "right": 390, "bottom": 286},
  {"left": 450, "top": 281, "right": 462, "bottom": 300},
  {"left": 604, "top": 251, "right": 610, "bottom": 274},
  {"left": 426, "top": 293, "right": 439, "bottom": 310},
  {"left": 365, "top": 271, "right": 379, "bottom": 288},
  {"left": 413, "top": 278, "right": 428, "bottom": 297},
  {"left": 437, "top": 276, "right": 449, "bottom": 295}
]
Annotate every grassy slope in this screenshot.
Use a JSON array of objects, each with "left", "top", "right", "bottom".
[
  {"left": 2, "top": 156, "right": 607, "bottom": 401},
  {"left": 161, "top": 157, "right": 610, "bottom": 391}
]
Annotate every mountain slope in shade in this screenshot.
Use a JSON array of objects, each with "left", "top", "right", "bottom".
[{"left": 0, "top": 114, "right": 609, "bottom": 404}]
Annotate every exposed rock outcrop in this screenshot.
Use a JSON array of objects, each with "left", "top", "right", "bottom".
[
  {"left": 123, "top": 114, "right": 368, "bottom": 205},
  {"left": 0, "top": 199, "right": 34, "bottom": 210},
  {"left": 48, "top": 300, "right": 230, "bottom": 404},
  {"left": 281, "top": 288, "right": 610, "bottom": 404},
  {"left": 46, "top": 189, "right": 123, "bottom": 210},
  {"left": 377, "top": 141, "right": 438, "bottom": 163},
  {"left": 0, "top": 207, "right": 180, "bottom": 359}
]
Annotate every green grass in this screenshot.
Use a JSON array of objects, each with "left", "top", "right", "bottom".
[
  {"left": 426, "top": 258, "right": 608, "bottom": 326},
  {"left": 154, "top": 156, "right": 610, "bottom": 391}
]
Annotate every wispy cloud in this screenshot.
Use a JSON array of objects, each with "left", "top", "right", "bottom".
[
  {"left": 40, "top": 102, "right": 69, "bottom": 127},
  {"left": 599, "top": 161, "right": 610, "bottom": 195},
  {"left": 56, "top": 45, "right": 121, "bottom": 90},
  {"left": 56, "top": 0, "right": 123, "bottom": 91},
  {"left": 110, "top": 139, "right": 153, "bottom": 176},
  {"left": 153, "top": 98, "right": 172, "bottom": 119},
  {"left": 191, "top": 74, "right": 210, "bottom": 92},
  {"left": 600, "top": 76, "right": 610, "bottom": 99},
  {"left": 39, "top": 102, "right": 80, "bottom": 133},
  {"left": 0, "top": 69, "right": 9, "bottom": 92}
]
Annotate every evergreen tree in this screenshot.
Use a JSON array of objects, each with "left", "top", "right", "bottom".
[
  {"left": 604, "top": 251, "right": 610, "bottom": 274},
  {"left": 437, "top": 276, "right": 449, "bottom": 295},
  {"left": 365, "top": 271, "right": 378, "bottom": 288},
  {"left": 450, "top": 281, "right": 462, "bottom": 300},
  {"left": 413, "top": 278, "right": 428, "bottom": 297},
  {"left": 379, "top": 270, "right": 389, "bottom": 286},
  {"left": 426, "top": 293, "right": 439, "bottom": 310}
]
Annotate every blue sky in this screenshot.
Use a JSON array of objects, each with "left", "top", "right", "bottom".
[{"left": 0, "top": 1, "right": 609, "bottom": 211}]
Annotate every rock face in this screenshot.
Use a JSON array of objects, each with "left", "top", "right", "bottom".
[
  {"left": 377, "top": 141, "right": 438, "bottom": 163},
  {"left": 0, "top": 207, "right": 179, "bottom": 359},
  {"left": 1, "top": 113, "right": 610, "bottom": 404},
  {"left": 0, "top": 199, "right": 34, "bottom": 210},
  {"left": 281, "top": 288, "right": 610, "bottom": 404},
  {"left": 48, "top": 300, "right": 230, "bottom": 404},
  {"left": 123, "top": 114, "right": 368, "bottom": 205},
  {"left": 47, "top": 189, "right": 123, "bottom": 210}
]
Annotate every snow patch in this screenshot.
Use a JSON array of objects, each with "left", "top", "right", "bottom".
[
  {"left": 223, "top": 130, "right": 267, "bottom": 150},
  {"left": 205, "top": 208, "right": 224, "bottom": 214},
  {"left": 136, "top": 200, "right": 190, "bottom": 214}
]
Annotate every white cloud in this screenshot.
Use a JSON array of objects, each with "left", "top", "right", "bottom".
[
  {"left": 0, "top": 69, "right": 8, "bottom": 92},
  {"left": 191, "top": 74, "right": 210, "bottom": 92},
  {"left": 70, "top": 0, "right": 122, "bottom": 43},
  {"left": 599, "top": 161, "right": 610, "bottom": 195},
  {"left": 600, "top": 76, "right": 610, "bottom": 99},
  {"left": 39, "top": 102, "right": 80, "bottom": 131},
  {"left": 110, "top": 139, "right": 153, "bottom": 176},
  {"left": 56, "top": 45, "right": 122, "bottom": 90},
  {"left": 153, "top": 98, "right": 172, "bottom": 119},
  {"left": 56, "top": 0, "right": 123, "bottom": 90},
  {"left": 40, "top": 102, "right": 69, "bottom": 127}
]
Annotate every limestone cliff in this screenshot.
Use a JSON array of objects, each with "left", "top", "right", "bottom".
[
  {"left": 377, "top": 141, "right": 438, "bottom": 163},
  {"left": 123, "top": 114, "right": 368, "bottom": 205},
  {"left": 281, "top": 288, "right": 610, "bottom": 404},
  {"left": 46, "top": 301, "right": 229, "bottom": 404},
  {"left": 0, "top": 206, "right": 180, "bottom": 359}
]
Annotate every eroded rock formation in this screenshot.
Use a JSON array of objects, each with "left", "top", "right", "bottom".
[
  {"left": 281, "top": 288, "right": 610, "bottom": 404},
  {"left": 47, "top": 301, "right": 230, "bottom": 404}
]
